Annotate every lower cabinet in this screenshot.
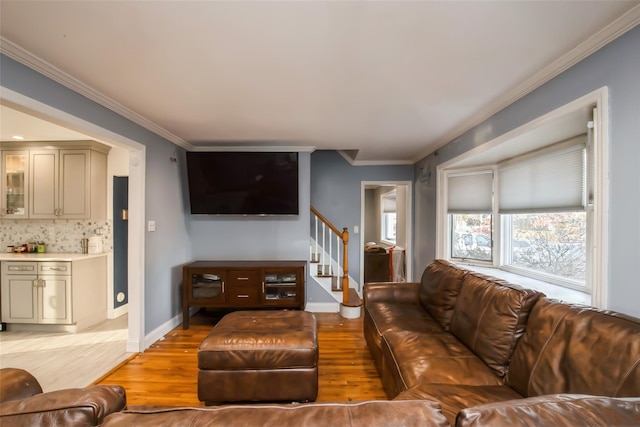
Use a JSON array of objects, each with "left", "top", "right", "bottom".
[
  {"left": 182, "top": 260, "right": 306, "bottom": 329},
  {"left": 0, "top": 257, "right": 107, "bottom": 330}
]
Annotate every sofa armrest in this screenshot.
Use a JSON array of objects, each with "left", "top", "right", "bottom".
[
  {"left": 364, "top": 282, "right": 420, "bottom": 305},
  {"left": 0, "top": 368, "right": 43, "bottom": 404},
  {"left": 456, "top": 394, "right": 640, "bottom": 427},
  {"left": 0, "top": 385, "right": 127, "bottom": 427}
]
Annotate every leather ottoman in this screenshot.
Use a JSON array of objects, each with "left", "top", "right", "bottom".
[{"left": 197, "top": 310, "right": 318, "bottom": 404}]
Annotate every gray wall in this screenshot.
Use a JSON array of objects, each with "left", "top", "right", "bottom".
[
  {"left": 0, "top": 54, "right": 193, "bottom": 334},
  {"left": 414, "top": 26, "right": 640, "bottom": 318},
  {"left": 310, "top": 151, "right": 414, "bottom": 285}
]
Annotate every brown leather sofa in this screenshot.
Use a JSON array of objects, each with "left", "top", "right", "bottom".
[
  {"left": 0, "top": 367, "right": 449, "bottom": 427},
  {"left": 3, "top": 259, "right": 639, "bottom": 426},
  {"left": 0, "top": 368, "right": 126, "bottom": 426},
  {"left": 364, "top": 259, "right": 640, "bottom": 425}
]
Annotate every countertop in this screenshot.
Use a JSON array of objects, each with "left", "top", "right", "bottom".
[{"left": 0, "top": 253, "right": 108, "bottom": 262}]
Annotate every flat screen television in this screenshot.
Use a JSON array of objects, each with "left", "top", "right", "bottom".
[{"left": 186, "top": 152, "right": 299, "bottom": 215}]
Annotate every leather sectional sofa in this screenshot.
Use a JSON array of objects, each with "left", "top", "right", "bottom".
[
  {"left": 364, "top": 259, "right": 640, "bottom": 425},
  {"left": 2, "top": 259, "right": 639, "bottom": 426}
]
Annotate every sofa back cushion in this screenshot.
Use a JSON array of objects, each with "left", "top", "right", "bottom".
[
  {"left": 506, "top": 298, "right": 640, "bottom": 397},
  {"left": 449, "top": 272, "right": 543, "bottom": 377},
  {"left": 418, "top": 259, "right": 467, "bottom": 330}
]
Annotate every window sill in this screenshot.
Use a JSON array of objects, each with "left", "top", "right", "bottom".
[{"left": 456, "top": 263, "right": 591, "bottom": 306}]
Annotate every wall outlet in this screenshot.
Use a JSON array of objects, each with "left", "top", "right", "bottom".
[
  {"left": 147, "top": 220, "right": 156, "bottom": 232},
  {"left": 48, "top": 226, "right": 55, "bottom": 236}
]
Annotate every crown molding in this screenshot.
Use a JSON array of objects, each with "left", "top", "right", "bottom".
[
  {"left": 411, "top": 4, "right": 640, "bottom": 163},
  {"left": 0, "top": 36, "right": 193, "bottom": 151}
]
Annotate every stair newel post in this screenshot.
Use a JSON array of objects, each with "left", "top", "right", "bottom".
[{"left": 341, "top": 227, "right": 349, "bottom": 304}]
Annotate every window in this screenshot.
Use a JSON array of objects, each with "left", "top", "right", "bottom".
[
  {"left": 443, "top": 136, "right": 590, "bottom": 288},
  {"left": 381, "top": 190, "right": 396, "bottom": 244},
  {"left": 504, "top": 212, "right": 586, "bottom": 286},
  {"left": 436, "top": 91, "right": 608, "bottom": 308},
  {"left": 446, "top": 170, "right": 493, "bottom": 263},
  {"left": 451, "top": 214, "right": 492, "bottom": 262}
]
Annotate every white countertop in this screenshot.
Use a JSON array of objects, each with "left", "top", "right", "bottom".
[{"left": 0, "top": 253, "right": 108, "bottom": 262}]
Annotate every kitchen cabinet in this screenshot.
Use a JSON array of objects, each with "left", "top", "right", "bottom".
[
  {"left": 1, "top": 150, "right": 29, "bottom": 219},
  {"left": 0, "top": 141, "right": 109, "bottom": 220},
  {"left": 30, "top": 145, "right": 108, "bottom": 219},
  {"left": 0, "top": 256, "right": 107, "bottom": 331},
  {"left": 182, "top": 261, "right": 306, "bottom": 329},
  {"left": 1, "top": 261, "right": 71, "bottom": 324}
]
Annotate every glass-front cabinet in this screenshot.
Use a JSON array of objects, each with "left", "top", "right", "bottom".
[
  {"left": 190, "top": 271, "right": 226, "bottom": 304},
  {"left": 1, "top": 151, "right": 29, "bottom": 218},
  {"left": 263, "top": 270, "right": 300, "bottom": 305}
]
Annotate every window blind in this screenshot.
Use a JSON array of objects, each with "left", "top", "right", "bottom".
[
  {"left": 498, "top": 139, "right": 586, "bottom": 213},
  {"left": 447, "top": 170, "right": 493, "bottom": 213}
]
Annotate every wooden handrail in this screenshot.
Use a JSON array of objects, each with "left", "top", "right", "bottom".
[
  {"left": 310, "top": 206, "right": 342, "bottom": 236},
  {"left": 310, "top": 206, "right": 351, "bottom": 305}
]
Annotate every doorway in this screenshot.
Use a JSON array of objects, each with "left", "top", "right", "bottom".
[
  {"left": 113, "top": 176, "right": 129, "bottom": 310},
  {"left": 360, "top": 181, "right": 413, "bottom": 286},
  {"left": 1, "top": 88, "right": 146, "bottom": 353}
]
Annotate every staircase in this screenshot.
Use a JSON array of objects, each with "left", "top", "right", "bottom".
[{"left": 309, "top": 206, "right": 362, "bottom": 319}]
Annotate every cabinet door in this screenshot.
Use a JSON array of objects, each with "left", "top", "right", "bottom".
[
  {"left": 30, "top": 150, "right": 59, "bottom": 218},
  {"left": 38, "top": 275, "right": 72, "bottom": 324},
  {"left": 59, "top": 150, "right": 90, "bottom": 218},
  {"left": 189, "top": 269, "right": 226, "bottom": 304},
  {"left": 1, "top": 275, "right": 38, "bottom": 323},
  {"left": 1, "top": 151, "right": 29, "bottom": 219},
  {"left": 262, "top": 268, "right": 302, "bottom": 307}
]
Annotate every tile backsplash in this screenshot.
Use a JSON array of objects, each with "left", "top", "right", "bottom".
[{"left": 0, "top": 219, "right": 112, "bottom": 253}]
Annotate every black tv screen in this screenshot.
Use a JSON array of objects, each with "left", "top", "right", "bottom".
[{"left": 186, "top": 152, "right": 299, "bottom": 215}]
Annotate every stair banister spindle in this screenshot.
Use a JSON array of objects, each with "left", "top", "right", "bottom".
[
  {"left": 314, "top": 215, "right": 318, "bottom": 262},
  {"left": 329, "top": 227, "right": 332, "bottom": 275},
  {"left": 321, "top": 222, "right": 326, "bottom": 269}
]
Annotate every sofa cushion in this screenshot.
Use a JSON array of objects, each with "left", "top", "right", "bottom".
[
  {"left": 418, "top": 260, "right": 467, "bottom": 331},
  {"left": 395, "top": 384, "right": 523, "bottom": 426},
  {"left": 506, "top": 298, "right": 640, "bottom": 397},
  {"left": 0, "top": 368, "right": 43, "bottom": 404},
  {"left": 456, "top": 394, "right": 640, "bottom": 427},
  {"left": 382, "top": 331, "right": 504, "bottom": 391},
  {"left": 0, "top": 385, "right": 126, "bottom": 427},
  {"left": 449, "top": 272, "right": 543, "bottom": 377},
  {"left": 101, "top": 400, "right": 451, "bottom": 427}
]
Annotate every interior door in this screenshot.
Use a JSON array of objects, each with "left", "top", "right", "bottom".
[{"left": 113, "top": 176, "right": 128, "bottom": 308}]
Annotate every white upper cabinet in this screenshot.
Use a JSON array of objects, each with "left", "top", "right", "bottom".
[
  {"left": 2, "top": 141, "right": 109, "bottom": 220},
  {"left": 30, "top": 145, "right": 108, "bottom": 220},
  {"left": 1, "top": 150, "right": 29, "bottom": 219}
]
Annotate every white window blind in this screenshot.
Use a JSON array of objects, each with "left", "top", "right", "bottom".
[
  {"left": 447, "top": 170, "right": 493, "bottom": 213},
  {"left": 382, "top": 192, "right": 396, "bottom": 213},
  {"left": 498, "top": 138, "right": 586, "bottom": 213}
]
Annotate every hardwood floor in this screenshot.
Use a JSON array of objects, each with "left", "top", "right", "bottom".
[{"left": 95, "top": 310, "right": 387, "bottom": 406}]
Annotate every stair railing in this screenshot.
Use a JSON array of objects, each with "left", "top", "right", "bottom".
[{"left": 310, "top": 206, "right": 350, "bottom": 305}]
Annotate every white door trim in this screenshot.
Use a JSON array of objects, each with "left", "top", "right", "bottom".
[{"left": 360, "top": 181, "right": 413, "bottom": 286}]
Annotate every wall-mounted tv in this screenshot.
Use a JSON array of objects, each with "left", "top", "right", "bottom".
[{"left": 186, "top": 151, "right": 299, "bottom": 216}]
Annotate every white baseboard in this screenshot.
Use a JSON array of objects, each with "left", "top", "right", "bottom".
[
  {"left": 143, "top": 312, "right": 184, "bottom": 350},
  {"left": 108, "top": 303, "right": 128, "bottom": 319},
  {"left": 305, "top": 302, "right": 340, "bottom": 313}
]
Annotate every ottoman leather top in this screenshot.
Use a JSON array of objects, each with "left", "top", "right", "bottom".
[{"left": 198, "top": 311, "right": 318, "bottom": 370}]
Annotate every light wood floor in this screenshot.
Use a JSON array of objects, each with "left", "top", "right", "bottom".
[
  {"left": 0, "top": 314, "right": 131, "bottom": 392},
  {"left": 96, "top": 310, "right": 387, "bottom": 406}
]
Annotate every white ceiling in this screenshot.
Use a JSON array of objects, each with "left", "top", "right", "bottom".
[{"left": 0, "top": 1, "right": 638, "bottom": 163}]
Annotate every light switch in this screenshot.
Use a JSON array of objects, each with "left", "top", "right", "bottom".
[{"left": 148, "top": 220, "right": 156, "bottom": 232}]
